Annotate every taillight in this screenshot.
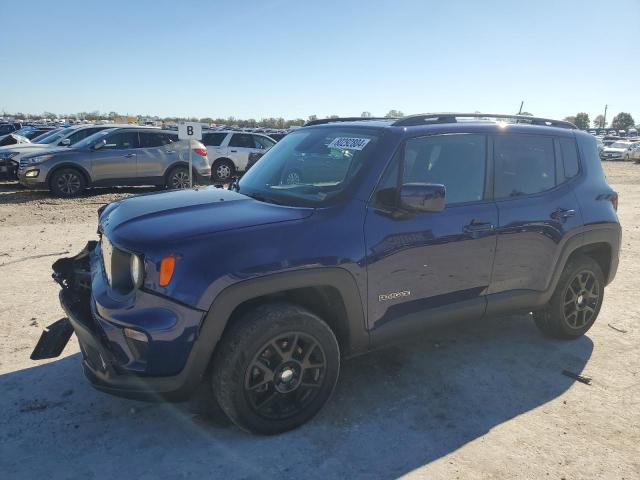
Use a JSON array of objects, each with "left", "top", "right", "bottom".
[
  {"left": 194, "top": 148, "right": 207, "bottom": 157},
  {"left": 611, "top": 192, "right": 618, "bottom": 211}
]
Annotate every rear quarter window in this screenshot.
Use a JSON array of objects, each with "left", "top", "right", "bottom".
[{"left": 559, "top": 138, "right": 580, "bottom": 179}]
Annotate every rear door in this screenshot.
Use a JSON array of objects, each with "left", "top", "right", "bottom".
[
  {"left": 137, "top": 131, "right": 178, "bottom": 180},
  {"left": 487, "top": 134, "right": 583, "bottom": 300},
  {"left": 365, "top": 133, "right": 498, "bottom": 331},
  {"left": 90, "top": 130, "right": 140, "bottom": 183},
  {"left": 202, "top": 132, "right": 229, "bottom": 160},
  {"left": 227, "top": 133, "right": 255, "bottom": 172}
]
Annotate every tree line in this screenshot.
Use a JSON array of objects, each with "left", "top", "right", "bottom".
[
  {"left": 561, "top": 112, "right": 636, "bottom": 131},
  {"left": 2, "top": 109, "right": 636, "bottom": 131}
]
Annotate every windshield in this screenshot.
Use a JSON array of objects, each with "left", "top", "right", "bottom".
[
  {"left": 33, "top": 129, "right": 65, "bottom": 144},
  {"left": 72, "top": 128, "right": 114, "bottom": 149},
  {"left": 30, "top": 129, "right": 61, "bottom": 143},
  {"left": 14, "top": 127, "right": 36, "bottom": 136},
  {"left": 610, "top": 142, "right": 630, "bottom": 149},
  {"left": 238, "top": 127, "right": 381, "bottom": 207}
]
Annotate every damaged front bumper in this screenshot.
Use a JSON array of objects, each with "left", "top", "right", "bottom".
[
  {"left": 31, "top": 241, "right": 208, "bottom": 401},
  {"left": 0, "top": 157, "right": 18, "bottom": 180}
]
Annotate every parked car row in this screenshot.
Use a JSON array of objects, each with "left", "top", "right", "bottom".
[
  {"left": 599, "top": 139, "right": 640, "bottom": 161},
  {"left": 0, "top": 121, "right": 286, "bottom": 191},
  {"left": 588, "top": 128, "right": 638, "bottom": 137},
  {"left": 6, "top": 126, "right": 210, "bottom": 197},
  {"left": 200, "top": 130, "right": 277, "bottom": 181}
]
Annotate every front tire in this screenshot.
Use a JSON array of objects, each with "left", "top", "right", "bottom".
[
  {"left": 212, "top": 302, "right": 340, "bottom": 435},
  {"left": 50, "top": 168, "right": 86, "bottom": 198},
  {"left": 533, "top": 254, "right": 604, "bottom": 339}
]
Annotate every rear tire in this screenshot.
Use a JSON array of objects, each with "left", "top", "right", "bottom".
[
  {"left": 212, "top": 159, "right": 235, "bottom": 183},
  {"left": 533, "top": 254, "right": 604, "bottom": 339},
  {"left": 212, "top": 302, "right": 340, "bottom": 435},
  {"left": 50, "top": 168, "right": 86, "bottom": 198},
  {"left": 166, "top": 165, "right": 191, "bottom": 189}
]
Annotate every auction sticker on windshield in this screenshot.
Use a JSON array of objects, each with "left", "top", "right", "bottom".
[{"left": 327, "top": 137, "right": 371, "bottom": 151}]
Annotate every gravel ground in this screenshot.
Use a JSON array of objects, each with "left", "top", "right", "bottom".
[{"left": 1, "top": 164, "right": 639, "bottom": 479}]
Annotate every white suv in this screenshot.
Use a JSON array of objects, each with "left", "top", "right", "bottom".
[{"left": 201, "top": 131, "right": 276, "bottom": 181}]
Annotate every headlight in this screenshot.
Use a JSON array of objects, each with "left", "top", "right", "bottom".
[
  {"left": 101, "top": 236, "right": 113, "bottom": 286},
  {"left": 130, "top": 254, "right": 144, "bottom": 288},
  {"left": 25, "top": 154, "right": 54, "bottom": 165}
]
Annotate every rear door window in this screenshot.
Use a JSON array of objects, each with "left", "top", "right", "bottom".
[
  {"left": 229, "top": 133, "right": 254, "bottom": 148},
  {"left": 202, "top": 132, "right": 227, "bottom": 146},
  {"left": 494, "top": 135, "right": 556, "bottom": 198},
  {"left": 139, "top": 132, "right": 165, "bottom": 148}
]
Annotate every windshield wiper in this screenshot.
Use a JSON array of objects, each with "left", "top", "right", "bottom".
[{"left": 244, "top": 192, "right": 283, "bottom": 205}]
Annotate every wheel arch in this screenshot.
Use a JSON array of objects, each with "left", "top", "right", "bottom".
[
  {"left": 163, "top": 161, "right": 196, "bottom": 180},
  {"left": 194, "top": 268, "right": 369, "bottom": 378},
  {"left": 45, "top": 162, "right": 91, "bottom": 187},
  {"left": 548, "top": 224, "right": 621, "bottom": 295}
]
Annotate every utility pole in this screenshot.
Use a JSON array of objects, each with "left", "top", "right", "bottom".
[
  {"left": 602, "top": 104, "right": 608, "bottom": 129},
  {"left": 518, "top": 101, "right": 524, "bottom": 114}
]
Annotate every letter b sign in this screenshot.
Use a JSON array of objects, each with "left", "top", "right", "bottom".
[{"left": 178, "top": 122, "right": 202, "bottom": 140}]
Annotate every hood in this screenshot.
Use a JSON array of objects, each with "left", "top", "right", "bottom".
[
  {"left": 2, "top": 142, "right": 51, "bottom": 151},
  {"left": 0, "top": 142, "right": 35, "bottom": 152},
  {"left": 101, "top": 187, "right": 314, "bottom": 249},
  {"left": 19, "top": 146, "right": 73, "bottom": 159},
  {"left": 0, "top": 133, "right": 29, "bottom": 146},
  {"left": 603, "top": 147, "right": 626, "bottom": 153}
]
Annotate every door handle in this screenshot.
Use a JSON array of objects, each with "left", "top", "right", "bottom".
[
  {"left": 124, "top": 153, "right": 136, "bottom": 158},
  {"left": 463, "top": 221, "right": 495, "bottom": 233},
  {"left": 550, "top": 208, "right": 576, "bottom": 220},
  {"left": 230, "top": 149, "right": 238, "bottom": 153},
  {"left": 164, "top": 150, "right": 175, "bottom": 154}
]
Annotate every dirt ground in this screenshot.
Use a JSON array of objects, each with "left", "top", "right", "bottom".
[{"left": 1, "top": 164, "right": 639, "bottom": 480}]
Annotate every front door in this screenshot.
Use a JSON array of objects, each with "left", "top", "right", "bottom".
[
  {"left": 90, "top": 131, "right": 140, "bottom": 183},
  {"left": 364, "top": 133, "right": 497, "bottom": 332}
]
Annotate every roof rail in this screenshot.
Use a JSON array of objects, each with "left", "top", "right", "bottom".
[
  {"left": 304, "top": 117, "right": 393, "bottom": 127},
  {"left": 392, "top": 113, "right": 577, "bottom": 130}
]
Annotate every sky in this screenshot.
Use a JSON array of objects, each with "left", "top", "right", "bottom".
[{"left": 2, "top": 0, "right": 639, "bottom": 123}]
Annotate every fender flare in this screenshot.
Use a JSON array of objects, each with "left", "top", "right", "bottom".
[
  {"left": 176, "top": 267, "right": 369, "bottom": 394},
  {"left": 486, "top": 223, "right": 621, "bottom": 316}
]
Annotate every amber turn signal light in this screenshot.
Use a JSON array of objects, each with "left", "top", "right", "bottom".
[{"left": 159, "top": 256, "right": 177, "bottom": 287}]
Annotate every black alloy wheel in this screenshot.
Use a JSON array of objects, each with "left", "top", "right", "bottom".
[
  {"left": 561, "top": 270, "right": 601, "bottom": 330},
  {"left": 244, "top": 331, "right": 327, "bottom": 420}
]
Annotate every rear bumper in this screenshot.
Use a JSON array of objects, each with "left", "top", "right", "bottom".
[{"left": 34, "top": 241, "right": 215, "bottom": 401}]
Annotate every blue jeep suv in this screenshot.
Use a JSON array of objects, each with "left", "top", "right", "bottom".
[{"left": 32, "top": 113, "right": 621, "bottom": 434}]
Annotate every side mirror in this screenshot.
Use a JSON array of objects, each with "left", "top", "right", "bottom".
[
  {"left": 60, "top": 138, "right": 71, "bottom": 146},
  {"left": 93, "top": 138, "right": 106, "bottom": 151},
  {"left": 400, "top": 183, "right": 445, "bottom": 213}
]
